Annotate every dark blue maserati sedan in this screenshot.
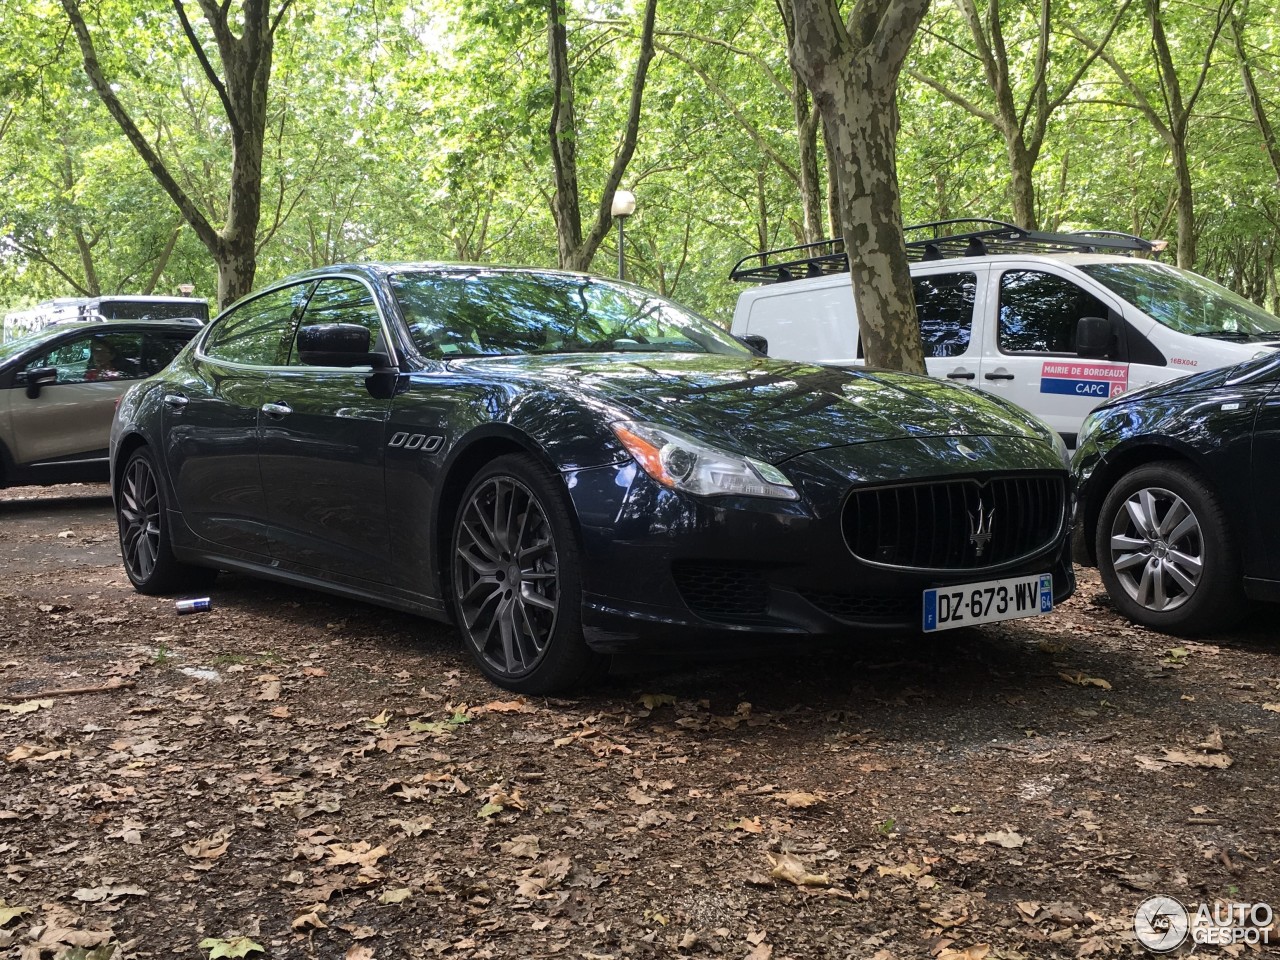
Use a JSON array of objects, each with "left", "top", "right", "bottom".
[{"left": 110, "top": 264, "right": 1074, "bottom": 692}]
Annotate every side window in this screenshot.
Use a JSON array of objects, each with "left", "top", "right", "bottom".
[
  {"left": 998, "top": 270, "right": 1110, "bottom": 355},
  {"left": 290, "top": 278, "right": 384, "bottom": 365},
  {"left": 139, "top": 331, "right": 196, "bottom": 376},
  {"left": 205, "top": 283, "right": 314, "bottom": 366},
  {"left": 914, "top": 272, "right": 976, "bottom": 358},
  {"left": 25, "top": 331, "right": 146, "bottom": 385}
]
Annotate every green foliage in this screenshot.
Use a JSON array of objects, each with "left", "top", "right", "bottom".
[{"left": 1, "top": 0, "right": 1278, "bottom": 318}]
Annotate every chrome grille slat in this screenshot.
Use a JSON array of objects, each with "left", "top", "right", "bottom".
[{"left": 841, "top": 474, "right": 1066, "bottom": 571}]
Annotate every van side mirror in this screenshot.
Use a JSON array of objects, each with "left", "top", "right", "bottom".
[
  {"left": 740, "top": 334, "right": 768, "bottom": 356},
  {"left": 1075, "top": 316, "right": 1113, "bottom": 359},
  {"left": 23, "top": 366, "right": 58, "bottom": 399}
]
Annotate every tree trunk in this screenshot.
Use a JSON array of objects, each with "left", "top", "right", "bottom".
[
  {"left": 793, "top": 81, "right": 824, "bottom": 243},
  {"left": 822, "top": 114, "right": 844, "bottom": 241},
  {"left": 143, "top": 224, "right": 183, "bottom": 295},
  {"left": 546, "top": 0, "right": 657, "bottom": 274},
  {"left": 60, "top": 0, "right": 287, "bottom": 309},
  {"left": 1007, "top": 139, "right": 1038, "bottom": 230},
  {"left": 1171, "top": 139, "right": 1196, "bottom": 269},
  {"left": 789, "top": 0, "right": 930, "bottom": 375}
]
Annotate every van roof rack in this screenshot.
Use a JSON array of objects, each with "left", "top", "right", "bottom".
[{"left": 728, "top": 217, "right": 1158, "bottom": 284}]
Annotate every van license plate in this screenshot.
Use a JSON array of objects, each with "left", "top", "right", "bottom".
[{"left": 923, "top": 574, "right": 1053, "bottom": 632}]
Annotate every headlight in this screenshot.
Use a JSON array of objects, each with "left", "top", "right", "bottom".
[
  {"left": 611, "top": 421, "right": 799, "bottom": 500},
  {"left": 1078, "top": 410, "right": 1103, "bottom": 445}
]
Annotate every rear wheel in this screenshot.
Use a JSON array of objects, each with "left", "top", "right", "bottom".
[
  {"left": 117, "top": 447, "right": 215, "bottom": 595},
  {"left": 450, "top": 454, "right": 605, "bottom": 694},
  {"left": 1095, "top": 462, "right": 1242, "bottom": 634}
]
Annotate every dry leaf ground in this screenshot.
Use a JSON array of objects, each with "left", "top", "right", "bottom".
[{"left": 2, "top": 485, "right": 1278, "bottom": 959}]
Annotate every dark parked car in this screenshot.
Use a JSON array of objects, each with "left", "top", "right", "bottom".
[
  {"left": 110, "top": 264, "right": 1075, "bottom": 692},
  {"left": 1073, "top": 352, "right": 1280, "bottom": 632},
  {"left": 0, "top": 321, "right": 200, "bottom": 487}
]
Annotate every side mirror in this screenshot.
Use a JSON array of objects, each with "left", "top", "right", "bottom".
[
  {"left": 23, "top": 366, "right": 58, "bottom": 399},
  {"left": 296, "top": 323, "right": 391, "bottom": 368},
  {"left": 740, "top": 334, "right": 768, "bottom": 356},
  {"left": 1075, "top": 316, "right": 1114, "bottom": 359}
]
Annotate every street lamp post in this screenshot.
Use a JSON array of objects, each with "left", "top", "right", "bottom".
[{"left": 611, "top": 189, "right": 636, "bottom": 281}]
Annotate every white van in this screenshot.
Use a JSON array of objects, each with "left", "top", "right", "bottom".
[
  {"left": 730, "top": 220, "right": 1280, "bottom": 444},
  {"left": 2, "top": 295, "right": 209, "bottom": 343}
]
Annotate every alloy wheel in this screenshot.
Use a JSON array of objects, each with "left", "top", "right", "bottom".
[
  {"left": 119, "top": 456, "right": 162, "bottom": 583},
  {"left": 1108, "top": 485, "right": 1203, "bottom": 613},
  {"left": 453, "top": 475, "right": 560, "bottom": 678}
]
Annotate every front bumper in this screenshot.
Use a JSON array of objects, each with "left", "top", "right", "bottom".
[{"left": 565, "top": 435, "right": 1075, "bottom": 654}]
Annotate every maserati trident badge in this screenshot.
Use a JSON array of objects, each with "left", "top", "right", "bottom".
[{"left": 968, "top": 499, "right": 994, "bottom": 557}]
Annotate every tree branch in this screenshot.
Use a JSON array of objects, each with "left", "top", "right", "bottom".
[
  {"left": 58, "top": 0, "right": 220, "bottom": 253},
  {"left": 172, "top": 0, "right": 240, "bottom": 139}
]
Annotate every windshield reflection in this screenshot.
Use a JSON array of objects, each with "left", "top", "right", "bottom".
[
  {"left": 1079, "top": 261, "right": 1280, "bottom": 339},
  {"left": 390, "top": 270, "right": 752, "bottom": 359}
]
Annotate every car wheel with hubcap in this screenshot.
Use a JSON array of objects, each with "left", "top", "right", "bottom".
[
  {"left": 1095, "top": 462, "right": 1242, "bottom": 633},
  {"left": 450, "top": 454, "right": 604, "bottom": 693},
  {"left": 117, "top": 447, "right": 215, "bottom": 595}
]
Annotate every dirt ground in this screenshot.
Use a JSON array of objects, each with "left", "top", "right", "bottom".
[{"left": 1, "top": 484, "right": 1277, "bottom": 960}]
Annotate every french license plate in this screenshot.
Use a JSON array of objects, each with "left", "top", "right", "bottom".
[{"left": 923, "top": 574, "right": 1053, "bottom": 632}]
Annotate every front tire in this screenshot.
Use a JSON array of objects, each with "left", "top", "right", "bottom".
[
  {"left": 117, "top": 447, "right": 215, "bottom": 595},
  {"left": 1094, "top": 462, "right": 1243, "bottom": 634},
  {"left": 450, "top": 454, "right": 605, "bottom": 694}
]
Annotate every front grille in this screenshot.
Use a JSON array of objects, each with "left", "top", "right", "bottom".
[
  {"left": 841, "top": 474, "right": 1065, "bottom": 570},
  {"left": 672, "top": 562, "right": 769, "bottom": 624},
  {"left": 801, "top": 591, "right": 916, "bottom": 623}
]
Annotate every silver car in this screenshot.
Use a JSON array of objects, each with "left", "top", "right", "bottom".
[{"left": 0, "top": 321, "right": 198, "bottom": 486}]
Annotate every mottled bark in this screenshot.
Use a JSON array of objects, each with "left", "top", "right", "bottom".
[
  {"left": 548, "top": 0, "right": 658, "bottom": 273},
  {"left": 788, "top": 0, "right": 931, "bottom": 375}
]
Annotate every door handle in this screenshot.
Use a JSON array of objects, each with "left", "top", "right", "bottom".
[
  {"left": 261, "top": 402, "right": 293, "bottom": 418},
  {"left": 162, "top": 393, "right": 189, "bottom": 408},
  {"left": 984, "top": 372, "right": 1016, "bottom": 381},
  {"left": 946, "top": 371, "right": 976, "bottom": 381}
]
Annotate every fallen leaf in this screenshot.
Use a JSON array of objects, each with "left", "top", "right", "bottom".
[
  {"left": 626, "top": 787, "right": 655, "bottom": 806},
  {"left": 378, "top": 888, "right": 412, "bottom": 905},
  {"left": 364, "top": 709, "right": 392, "bottom": 727},
  {"left": 1058, "top": 673, "right": 1112, "bottom": 691},
  {"left": 0, "top": 899, "right": 32, "bottom": 926},
  {"left": 732, "top": 817, "right": 764, "bottom": 834},
  {"left": 1195, "top": 730, "right": 1225, "bottom": 752},
  {"left": 1163, "top": 750, "right": 1232, "bottom": 769},
  {"left": 183, "top": 829, "right": 233, "bottom": 859},
  {"left": 767, "top": 852, "right": 830, "bottom": 887},
  {"left": 877, "top": 863, "right": 925, "bottom": 879},
  {"left": 72, "top": 884, "right": 149, "bottom": 902},
  {"left": 937, "top": 945, "right": 990, "bottom": 960},
  {"left": 499, "top": 835, "right": 542, "bottom": 859},
  {"left": 1263, "top": 703, "right": 1280, "bottom": 714},
  {"left": 979, "top": 830, "right": 1026, "bottom": 849},
  {"left": 326, "top": 842, "right": 388, "bottom": 868},
  {"left": 639, "top": 693, "right": 676, "bottom": 709},
  {"left": 482, "top": 699, "right": 535, "bottom": 713},
  {"left": 292, "top": 905, "right": 327, "bottom": 930},
  {"left": 0, "top": 700, "right": 52, "bottom": 714},
  {"left": 199, "top": 937, "right": 265, "bottom": 959},
  {"left": 345, "top": 948, "right": 376, "bottom": 960},
  {"left": 258, "top": 680, "right": 281, "bottom": 701},
  {"left": 777, "top": 791, "right": 822, "bottom": 809}
]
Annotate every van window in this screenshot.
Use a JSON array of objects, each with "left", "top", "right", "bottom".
[
  {"left": 915, "top": 272, "right": 976, "bottom": 357},
  {"left": 998, "top": 270, "right": 1109, "bottom": 355}
]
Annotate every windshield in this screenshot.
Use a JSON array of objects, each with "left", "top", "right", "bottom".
[
  {"left": 1079, "top": 261, "right": 1280, "bottom": 339},
  {"left": 391, "top": 270, "right": 752, "bottom": 359},
  {"left": 97, "top": 301, "right": 208, "bottom": 323},
  {"left": 0, "top": 325, "right": 68, "bottom": 366}
]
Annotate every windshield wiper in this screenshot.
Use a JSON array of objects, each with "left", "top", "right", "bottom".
[{"left": 1192, "top": 330, "right": 1253, "bottom": 340}]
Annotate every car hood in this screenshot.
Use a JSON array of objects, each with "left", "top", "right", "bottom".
[{"left": 447, "top": 353, "right": 1050, "bottom": 463}]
